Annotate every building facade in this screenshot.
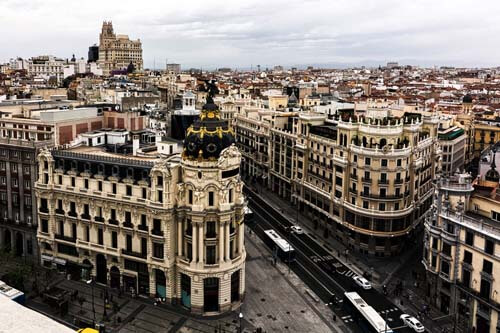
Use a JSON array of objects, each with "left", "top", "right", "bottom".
[
  {"left": 235, "top": 108, "right": 441, "bottom": 256},
  {"left": 98, "top": 22, "right": 143, "bottom": 76},
  {"left": 423, "top": 171, "right": 500, "bottom": 333},
  {"left": 34, "top": 93, "right": 245, "bottom": 314}
]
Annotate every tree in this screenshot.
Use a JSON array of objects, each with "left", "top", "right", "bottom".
[
  {"left": 127, "top": 62, "right": 135, "bottom": 74},
  {"left": 77, "top": 296, "right": 86, "bottom": 314}
]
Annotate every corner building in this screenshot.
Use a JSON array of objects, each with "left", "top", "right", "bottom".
[{"left": 35, "top": 101, "right": 245, "bottom": 314}]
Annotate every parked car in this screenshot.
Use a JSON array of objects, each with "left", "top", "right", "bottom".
[
  {"left": 400, "top": 314, "right": 425, "bottom": 332},
  {"left": 290, "top": 225, "right": 304, "bottom": 234},
  {"left": 352, "top": 275, "right": 372, "bottom": 289}
]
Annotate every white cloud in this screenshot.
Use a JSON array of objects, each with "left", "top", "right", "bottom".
[{"left": 0, "top": 0, "right": 499, "bottom": 68}]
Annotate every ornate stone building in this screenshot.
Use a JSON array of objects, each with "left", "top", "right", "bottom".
[
  {"left": 423, "top": 170, "right": 500, "bottom": 332},
  {"left": 235, "top": 106, "right": 441, "bottom": 256},
  {"left": 34, "top": 91, "right": 246, "bottom": 314},
  {"left": 98, "top": 21, "right": 143, "bottom": 76}
]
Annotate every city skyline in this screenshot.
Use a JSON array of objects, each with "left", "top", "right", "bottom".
[{"left": 1, "top": 0, "right": 500, "bottom": 69}]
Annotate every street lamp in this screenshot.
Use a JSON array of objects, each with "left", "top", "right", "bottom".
[
  {"left": 87, "top": 278, "right": 96, "bottom": 327},
  {"left": 239, "top": 312, "right": 243, "bottom": 333}
]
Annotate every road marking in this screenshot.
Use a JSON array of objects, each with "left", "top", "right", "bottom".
[
  {"left": 341, "top": 316, "right": 351, "bottom": 320},
  {"left": 345, "top": 271, "right": 354, "bottom": 277}
]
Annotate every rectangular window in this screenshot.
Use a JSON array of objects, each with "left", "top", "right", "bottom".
[
  {"left": 206, "top": 221, "right": 216, "bottom": 238},
  {"left": 141, "top": 238, "right": 147, "bottom": 256},
  {"left": 112, "top": 183, "right": 117, "bottom": 194},
  {"left": 465, "top": 231, "right": 474, "bottom": 246},
  {"left": 208, "top": 191, "right": 214, "bottom": 206},
  {"left": 111, "top": 231, "right": 117, "bottom": 248},
  {"left": 397, "top": 159, "right": 402, "bottom": 167},
  {"left": 381, "top": 159, "right": 387, "bottom": 167},
  {"left": 84, "top": 179, "right": 89, "bottom": 189},
  {"left": 483, "top": 259, "right": 493, "bottom": 275},
  {"left": 442, "top": 243, "right": 451, "bottom": 256},
  {"left": 485, "top": 239, "right": 495, "bottom": 255},
  {"left": 229, "top": 189, "right": 233, "bottom": 203},
  {"left": 157, "top": 190, "right": 163, "bottom": 203},
  {"left": 379, "top": 203, "right": 385, "bottom": 211},
  {"left": 142, "top": 188, "right": 147, "bottom": 199},
  {"left": 126, "top": 185, "right": 132, "bottom": 196},
  {"left": 153, "top": 243, "right": 164, "bottom": 259},
  {"left": 157, "top": 176, "right": 163, "bottom": 186},
  {"left": 206, "top": 245, "right": 216, "bottom": 264},
  {"left": 365, "top": 157, "right": 371, "bottom": 165},
  {"left": 98, "top": 181, "right": 103, "bottom": 192},
  {"left": 41, "top": 219, "right": 48, "bottom": 233},
  {"left": 71, "top": 177, "right": 75, "bottom": 187},
  {"left": 98, "top": 228, "right": 103, "bottom": 245},
  {"left": 189, "top": 190, "right": 193, "bottom": 204},
  {"left": 126, "top": 234, "right": 132, "bottom": 251},
  {"left": 85, "top": 226, "right": 90, "bottom": 241},
  {"left": 58, "top": 175, "right": 62, "bottom": 185}
]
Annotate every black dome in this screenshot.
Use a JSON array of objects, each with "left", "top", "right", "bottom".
[
  {"left": 183, "top": 87, "right": 234, "bottom": 160},
  {"left": 462, "top": 94, "right": 473, "bottom": 104}
]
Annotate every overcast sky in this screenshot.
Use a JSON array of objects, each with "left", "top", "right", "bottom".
[{"left": 1, "top": 0, "right": 499, "bottom": 69}]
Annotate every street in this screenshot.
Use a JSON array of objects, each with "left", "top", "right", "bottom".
[{"left": 245, "top": 186, "right": 422, "bottom": 333}]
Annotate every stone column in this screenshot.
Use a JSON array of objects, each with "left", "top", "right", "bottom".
[
  {"left": 177, "top": 220, "right": 183, "bottom": 257},
  {"left": 198, "top": 223, "right": 204, "bottom": 263},
  {"left": 192, "top": 224, "right": 198, "bottom": 263},
  {"left": 225, "top": 222, "right": 230, "bottom": 261},
  {"left": 218, "top": 221, "right": 224, "bottom": 263},
  {"left": 238, "top": 223, "right": 244, "bottom": 255}
]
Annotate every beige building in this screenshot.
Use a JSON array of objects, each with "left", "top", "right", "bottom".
[
  {"left": 423, "top": 168, "right": 500, "bottom": 332},
  {"left": 98, "top": 22, "right": 143, "bottom": 76},
  {"left": 236, "top": 108, "right": 441, "bottom": 256},
  {"left": 34, "top": 97, "right": 246, "bottom": 314}
]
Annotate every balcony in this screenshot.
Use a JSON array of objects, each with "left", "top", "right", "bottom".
[
  {"left": 138, "top": 224, "right": 148, "bottom": 232},
  {"left": 68, "top": 211, "right": 78, "bottom": 218},
  {"left": 394, "top": 178, "right": 403, "bottom": 184},
  {"left": 80, "top": 213, "right": 91, "bottom": 220},
  {"left": 151, "top": 229, "right": 164, "bottom": 237},
  {"left": 378, "top": 179, "right": 389, "bottom": 185},
  {"left": 361, "top": 177, "right": 372, "bottom": 183},
  {"left": 350, "top": 174, "right": 358, "bottom": 180},
  {"left": 39, "top": 207, "right": 49, "bottom": 214},
  {"left": 55, "top": 234, "right": 76, "bottom": 243},
  {"left": 108, "top": 219, "right": 119, "bottom": 226},
  {"left": 123, "top": 221, "right": 133, "bottom": 229},
  {"left": 55, "top": 209, "right": 65, "bottom": 215},
  {"left": 121, "top": 249, "right": 147, "bottom": 259},
  {"left": 94, "top": 216, "right": 104, "bottom": 223}
]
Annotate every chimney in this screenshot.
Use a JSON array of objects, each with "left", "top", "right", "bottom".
[{"left": 133, "top": 135, "right": 139, "bottom": 156}]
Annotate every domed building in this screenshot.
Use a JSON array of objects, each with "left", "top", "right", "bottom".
[
  {"left": 485, "top": 150, "right": 500, "bottom": 183},
  {"left": 177, "top": 81, "right": 246, "bottom": 314},
  {"left": 33, "top": 80, "right": 246, "bottom": 317}
]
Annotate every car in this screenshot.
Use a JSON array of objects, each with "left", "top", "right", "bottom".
[
  {"left": 352, "top": 275, "right": 372, "bottom": 289},
  {"left": 400, "top": 314, "right": 425, "bottom": 332},
  {"left": 290, "top": 225, "right": 304, "bottom": 234}
]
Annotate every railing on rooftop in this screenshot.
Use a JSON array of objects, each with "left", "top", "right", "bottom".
[{"left": 52, "top": 149, "right": 156, "bottom": 168}]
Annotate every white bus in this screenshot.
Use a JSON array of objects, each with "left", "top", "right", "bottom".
[
  {"left": 343, "top": 292, "right": 394, "bottom": 333},
  {"left": 263, "top": 229, "right": 296, "bottom": 263}
]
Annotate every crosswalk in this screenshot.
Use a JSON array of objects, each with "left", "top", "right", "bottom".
[{"left": 337, "top": 269, "right": 356, "bottom": 278}]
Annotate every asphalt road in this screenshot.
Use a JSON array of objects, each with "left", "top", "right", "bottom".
[{"left": 245, "top": 187, "right": 417, "bottom": 333}]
